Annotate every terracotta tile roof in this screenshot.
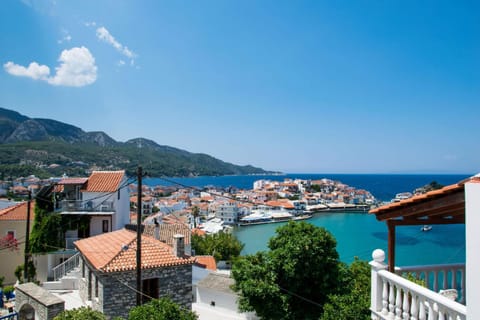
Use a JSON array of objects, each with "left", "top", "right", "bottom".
[
  {"left": 142, "top": 224, "right": 191, "bottom": 246},
  {"left": 195, "top": 255, "right": 217, "bottom": 271},
  {"left": 162, "top": 214, "right": 188, "bottom": 225},
  {"left": 75, "top": 229, "right": 194, "bottom": 273},
  {"left": 369, "top": 176, "right": 480, "bottom": 223},
  {"left": 82, "top": 171, "right": 125, "bottom": 193},
  {"left": 0, "top": 201, "right": 35, "bottom": 221},
  {"left": 192, "top": 228, "right": 206, "bottom": 236},
  {"left": 265, "top": 200, "right": 295, "bottom": 209},
  {"left": 369, "top": 183, "right": 463, "bottom": 215},
  {"left": 53, "top": 185, "right": 64, "bottom": 193},
  {"left": 58, "top": 178, "right": 88, "bottom": 185}
]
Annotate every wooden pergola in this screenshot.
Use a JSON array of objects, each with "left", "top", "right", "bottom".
[{"left": 369, "top": 178, "right": 473, "bottom": 271}]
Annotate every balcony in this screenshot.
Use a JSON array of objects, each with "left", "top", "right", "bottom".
[
  {"left": 370, "top": 249, "right": 466, "bottom": 320},
  {"left": 56, "top": 200, "right": 114, "bottom": 213}
]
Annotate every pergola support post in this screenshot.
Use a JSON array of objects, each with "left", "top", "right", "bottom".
[{"left": 387, "top": 220, "right": 395, "bottom": 272}]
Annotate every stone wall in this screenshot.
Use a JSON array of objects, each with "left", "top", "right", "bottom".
[
  {"left": 15, "top": 283, "right": 65, "bottom": 320},
  {"left": 78, "top": 256, "right": 193, "bottom": 319},
  {"left": 100, "top": 264, "right": 193, "bottom": 319}
]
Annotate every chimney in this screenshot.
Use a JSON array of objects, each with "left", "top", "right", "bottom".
[
  {"left": 154, "top": 218, "right": 160, "bottom": 240},
  {"left": 173, "top": 234, "right": 185, "bottom": 257}
]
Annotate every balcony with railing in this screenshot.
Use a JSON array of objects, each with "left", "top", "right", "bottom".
[
  {"left": 370, "top": 249, "right": 467, "bottom": 320},
  {"left": 56, "top": 200, "right": 114, "bottom": 213}
]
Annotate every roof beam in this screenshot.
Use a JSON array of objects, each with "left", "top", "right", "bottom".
[{"left": 375, "top": 191, "right": 464, "bottom": 221}]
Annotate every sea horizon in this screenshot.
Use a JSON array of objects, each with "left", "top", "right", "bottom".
[{"left": 145, "top": 173, "right": 471, "bottom": 202}]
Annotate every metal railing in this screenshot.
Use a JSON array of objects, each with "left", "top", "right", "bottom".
[
  {"left": 56, "top": 200, "right": 114, "bottom": 212},
  {"left": 0, "top": 312, "right": 18, "bottom": 320},
  {"left": 52, "top": 252, "right": 81, "bottom": 281}
]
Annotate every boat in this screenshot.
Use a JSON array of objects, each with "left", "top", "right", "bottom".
[
  {"left": 238, "top": 210, "right": 312, "bottom": 226},
  {"left": 421, "top": 225, "right": 432, "bottom": 232}
]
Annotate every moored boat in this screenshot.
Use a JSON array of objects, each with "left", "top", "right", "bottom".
[{"left": 421, "top": 225, "right": 432, "bottom": 232}]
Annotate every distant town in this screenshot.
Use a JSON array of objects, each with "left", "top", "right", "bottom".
[{"left": 1, "top": 173, "right": 378, "bottom": 233}]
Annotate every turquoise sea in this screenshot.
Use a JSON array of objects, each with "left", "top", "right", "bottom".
[{"left": 145, "top": 173, "right": 470, "bottom": 266}]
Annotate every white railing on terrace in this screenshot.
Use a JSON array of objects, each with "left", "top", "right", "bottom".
[
  {"left": 56, "top": 200, "right": 114, "bottom": 213},
  {"left": 52, "top": 252, "right": 81, "bottom": 281},
  {"left": 370, "top": 249, "right": 467, "bottom": 320},
  {"left": 395, "top": 263, "right": 466, "bottom": 304}
]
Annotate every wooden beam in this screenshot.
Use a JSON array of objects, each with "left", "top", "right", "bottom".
[
  {"left": 387, "top": 220, "right": 396, "bottom": 272},
  {"left": 376, "top": 191, "right": 464, "bottom": 221}
]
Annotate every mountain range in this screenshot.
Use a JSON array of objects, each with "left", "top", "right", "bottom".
[{"left": 0, "top": 107, "right": 271, "bottom": 179}]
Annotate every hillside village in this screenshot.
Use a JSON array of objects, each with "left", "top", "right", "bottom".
[{"left": 0, "top": 171, "right": 377, "bottom": 319}]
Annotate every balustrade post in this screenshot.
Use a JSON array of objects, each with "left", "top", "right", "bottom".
[
  {"left": 402, "top": 289, "right": 410, "bottom": 319},
  {"left": 443, "top": 269, "right": 448, "bottom": 290},
  {"left": 370, "top": 249, "right": 388, "bottom": 317},
  {"left": 395, "top": 285, "right": 403, "bottom": 320}
]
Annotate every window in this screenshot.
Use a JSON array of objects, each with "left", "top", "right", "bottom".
[
  {"left": 6, "top": 230, "right": 15, "bottom": 239},
  {"left": 95, "top": 276, "right": 99, "bottom": 298},
  {"left": 102, "top": 220, "right": 109, "bottom": 233},
  {"left": 88, "top": 271, "right": 92, "bottom": 300},
  {"left": 142, "top": 278, "right": 159, "bottom": 304}
]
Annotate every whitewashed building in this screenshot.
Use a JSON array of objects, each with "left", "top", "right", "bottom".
[
  {"left": 35, "top": 171, "right": 130, "bottom": 282},
  {"left": 212, "top": 201, "right": 239, "bottom": 225}
]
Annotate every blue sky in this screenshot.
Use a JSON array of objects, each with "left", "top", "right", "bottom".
[{"left": 1, "top": 0, "right": 478, "bottom": 174}]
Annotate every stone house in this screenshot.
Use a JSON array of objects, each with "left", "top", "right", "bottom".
[{"left": 74, "top": 228, "right": 195, "bottom": 319}]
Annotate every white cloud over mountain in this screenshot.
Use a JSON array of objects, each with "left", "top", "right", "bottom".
[{"left": 3, "top": 47, "right": 97, "bottom": 87}]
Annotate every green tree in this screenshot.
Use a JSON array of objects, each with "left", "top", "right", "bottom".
[
  {"left": 191, "top": 206, "right": 199, "bottom": 228},
  {"left": 232, "top": 221, "right": 341, "bottom": 320},
  {"left": 14, "top": 261, "right": 36, "bottom": 283},
  {"left": 320, "top": 258, "right": 371, "bottom": 320},
  {"left": 29, "top": 202, "right": 91, "bottom": 253},
  {"left": 192, "top": 231, "right": 244, "bottom": 262},
  {"left": 128, "top": 297, "right": 198, "bottom": 320},
  {"left": 53, "top": 307, "right": 107, "bottom": 320}
]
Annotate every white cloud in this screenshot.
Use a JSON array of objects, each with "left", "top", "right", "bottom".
[
  {"left": 4, "top": 61, "right": 50, "bottom": 80},
  {"left": 3, "top": 47, "right": 97, "bottom": 87},
  {"left": 96, "top": 26, "right": 136, "bottom": 64},
  {"left": 48, "top": 47, "right": 97, "bottom": 87},
  {"left": 58, "top": 30, "right": 72, "bottom": 44},
  {"left": 84, "top": 21, "right": 97, "bottom": 27}
]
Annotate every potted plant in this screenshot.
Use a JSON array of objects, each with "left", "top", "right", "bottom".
[{"left": 3, "top": 285, "right": 15, "bottom": 300}]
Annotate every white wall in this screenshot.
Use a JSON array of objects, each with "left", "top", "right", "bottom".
[
  {"left": 89, "top": 216, "right": 111, "bottom": 236},
  {"left": 465, "top": 181, "right": 480, "bottom": 319},
  {"left": 115, "top": 179, "right": 130, "bottom": 229},
  {"left": 196, "top": 287, "right": 240, "bottom": 314},
  {"left": 82, "top": 176, "right": 130, "bottom": 231}
]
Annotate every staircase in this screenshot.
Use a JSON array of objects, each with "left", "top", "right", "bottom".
[{"left": 42, "top": 252, "right": 81, "bottom": 291}]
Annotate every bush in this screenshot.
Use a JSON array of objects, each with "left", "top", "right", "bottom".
[
  {"left": 128, "top": 297, "right": 198, "bottom": 320},
  {"left": 53, "top": 307, "right": 107, "bottom": 320}
]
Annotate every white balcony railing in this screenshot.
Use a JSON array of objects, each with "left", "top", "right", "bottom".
[
  {"left": 370, "top": 249, "right": 467, "bottom": 320},
  {"left": 56, "top": 200, "right": 114, "bottom": 213},
  {"left": 395, "top": 263, "right": 466, "bottom": 304}
]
